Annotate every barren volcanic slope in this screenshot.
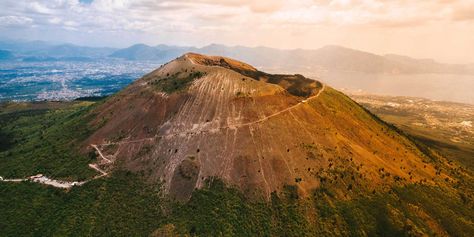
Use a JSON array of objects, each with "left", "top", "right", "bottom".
[{"left": 86, "top": 53, "right": 440, "bottom": 201}]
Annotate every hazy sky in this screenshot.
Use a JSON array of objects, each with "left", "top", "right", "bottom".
[{"left": 0, "top": 0, "right": 473, "bottom": 63}]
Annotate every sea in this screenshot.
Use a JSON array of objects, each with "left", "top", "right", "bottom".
[{"left": 312, "top": 71, "right": 474, "bottom": 105}]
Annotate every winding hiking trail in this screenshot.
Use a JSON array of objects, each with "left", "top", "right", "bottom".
[
  {"left": 1, "top": 79, "right": 325, "bottom": 189},
  {"left": 101, "top": 83, "right": 326, "bottom": 146}
]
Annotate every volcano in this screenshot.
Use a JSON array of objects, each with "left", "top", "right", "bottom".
[{"left": 85, "top": 53, "right": 439, "bottom": 201}]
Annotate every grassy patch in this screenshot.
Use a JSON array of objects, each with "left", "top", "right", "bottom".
[
  {"left": 0, "top": 103, "right": 98, "bottom": 180},
  {"left": 149, "top": 71, "right": 205, "bottom": 93},
  {"left": 235, "top": 91, "right": 250, "bottom": 98},
  {"left": 0, "top": 171, "right": 165, "bottom": 236}
]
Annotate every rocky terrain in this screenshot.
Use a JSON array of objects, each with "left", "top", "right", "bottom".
[{"left": 85, "top": 53, "right": 441, "bottom": 201}]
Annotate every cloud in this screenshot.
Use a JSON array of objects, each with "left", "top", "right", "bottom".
[
  {"left": 26, "top": 2, "right": 53, "bottom": 14},
  {"left": 0, "top": 15, "right": 33, "bottom": 27},
  {"left": 48, "top": 17, "right": 62, "bottom": 24},
  {"left": 0, "top": 0, "right": 466, "bottom": 34},
  {"left": 0, "top": 0, "right": 473, "bottom": 63},
  {"left": 452, "top": 5, "right": 474, "bottom": 21}
]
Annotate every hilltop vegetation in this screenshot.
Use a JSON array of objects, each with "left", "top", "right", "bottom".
[{"left": 149, "top": 71, "right": 206, "bottom": 93}]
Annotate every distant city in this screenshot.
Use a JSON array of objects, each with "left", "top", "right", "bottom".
[
  {"left": 1, "top": 40, "right": 473, "bottom": 103},
  {"left": 0, "top": 60, "right": 158, "bottom": 101}
]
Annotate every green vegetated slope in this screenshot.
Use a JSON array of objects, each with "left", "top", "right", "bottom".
[
  {"left": 0, "top": 101, "right": 99, "bottom": 180},
  {"left": 0, "top": 101, "right": 473, "bottom": 236},
  {"left": 1, "top": 171, "right": 473, "bottom": 237},
  {"left": 0, "top": 171, "right": 164, "bottom": 236}
]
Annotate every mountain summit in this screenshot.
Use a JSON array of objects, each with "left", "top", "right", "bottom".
[{"left": 86, "top": 53, "right": 440, "bottom": 200}]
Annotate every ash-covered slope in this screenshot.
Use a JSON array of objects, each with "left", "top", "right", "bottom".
[{"left": 85, "top": 53, "right": 441, "bottom": 200}]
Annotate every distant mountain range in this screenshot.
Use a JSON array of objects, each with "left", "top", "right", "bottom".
[
  {"left": 111, "top": 43, "right": 474, "bottom": 74},
  {"left": 0, "top": 40, "right": 117, "bottom": 61},
  {"left": 1, "top": 40, "right": 473, "bottom": 74}
]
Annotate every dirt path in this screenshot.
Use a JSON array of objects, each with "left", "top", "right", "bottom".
[
  {"left": 0, "top": 177, "right": 27, "bottom": 182},
  {"left": 0, "top": 144, "right": 112, "bottom": 189},
  {"left": 235, "top": 84, "right": 325, "bottom": 127},
  {"left": 0, "top": 82, "right": 325, "bottom": 188},
  {"left": 102, "top": 84, "right": 326, "bottom": 146},
  {"left": 91, "top": 144, "right": 112, "bottom": 163},
  {"left": 89, "top": 164, "right": 107, "bottom": 177},
  {"left": 1, "top": 175, "right": 85, "bottom": 188}
]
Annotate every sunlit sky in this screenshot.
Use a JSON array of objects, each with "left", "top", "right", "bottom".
[{"left": 1, "top": 0, "right": 473, "bottom": 63}]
